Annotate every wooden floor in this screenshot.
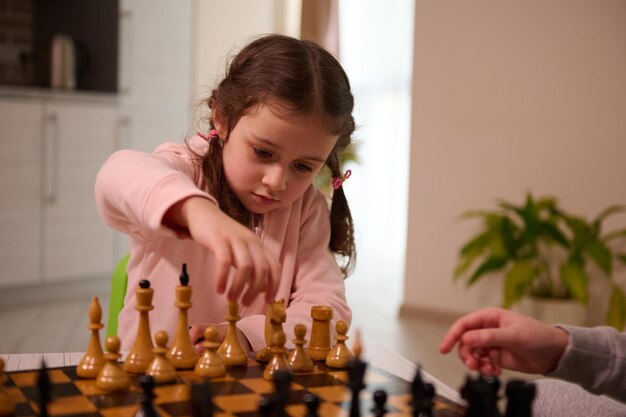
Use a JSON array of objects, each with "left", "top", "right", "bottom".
[{"left": 0, "top": 276, "right": 508, "bottom": 392}]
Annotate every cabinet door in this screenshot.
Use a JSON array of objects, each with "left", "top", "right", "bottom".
[
  {"left": 41, "top": 101, "right": 119, "bottom": 282},
  {"left": 0, "top": 99, "right": 43, "bottom": 286}
]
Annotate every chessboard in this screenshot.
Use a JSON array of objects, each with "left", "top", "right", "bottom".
[{"left": 4, "top": 356, "right": 465, "bottom": 417}]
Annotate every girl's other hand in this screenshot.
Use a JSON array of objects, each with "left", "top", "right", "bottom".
[{"left": 164, "top": 196, "right": 280, "bottom": 305}]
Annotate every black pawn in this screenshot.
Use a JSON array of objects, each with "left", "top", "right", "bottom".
[
  {"left": 135, "top": 375, "right": 160, "bottom": 417},
  {"left": 347, "top": 357, "right": 367, "bottom": 417},
  {"left": 37, "top": 360, "right": 51, "bottom": 417},
  {"left": 258, "top": 396, "right": 274, "bottom": 417},
  {"left": 411, "top": 365, "right": 434, "bottom": 417},
  {"left": 303, "top": 393, "right": 320, "bottom": 417},
  {"left": 271, "top": 370, "right": 292, "bottom": 417},
  {"left": 505, "top": 380, "right": 535, "bottom": 417},
  {"left": 371, "top": 389, "right": 388, "bottom": 417},
  {"left": 191, "top": 380, "right": 214, "bottom": 417}
]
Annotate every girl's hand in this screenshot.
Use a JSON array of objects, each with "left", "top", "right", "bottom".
[
  {"left": 189, "top": 322, "right": 252, "bottom": 354},
  {"left": 163, "top": 196, "right": 280, "bottom": 305},
  {"left": 439, "top": 307, "right": 570, "bottom": 376}
]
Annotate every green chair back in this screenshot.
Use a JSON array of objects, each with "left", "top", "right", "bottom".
[{"left": 106, "top": 254, "right": 130, "bottom": 339}]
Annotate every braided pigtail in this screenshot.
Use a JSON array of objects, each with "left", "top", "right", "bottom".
[{"left": 326, "top": 146, "right": 356, "bottom": 277}]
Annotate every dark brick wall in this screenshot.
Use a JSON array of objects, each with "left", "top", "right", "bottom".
[{"left": 0, "top": 0, "right": 35, "bottom": 86}]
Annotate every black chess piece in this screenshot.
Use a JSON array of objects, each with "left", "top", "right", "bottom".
[
  {"left": 303, "top": 393, "right": 320, "bottom": 417},
  {"left": 271, "top": 370, "right": 292, "bottom": 417},
  {"left": 371, "top": 389, "right": 388, "bottom": 417},
  {"left": 347, "top": 357, "right": 367, "bottom": 417},
  {"left": 258, "top": 395, "right": 275, "bottom": 417},
  {"left": 461, "top": 375, "right": 501, "bottom": 417},
  {"left": 411, "top": 365, "right": 434, "bottom": 417},
  {"left": 37, "top": 360, "right": 51, "bottom": 417},
  {"left": 135, "top": 375, "right": 160, "bottom": 417},
  {"left": 504, "top": 380, "right": 536, "bottom": 417},
  {"left": 190, "top": 380, "right": 214, "bottom": 417}
]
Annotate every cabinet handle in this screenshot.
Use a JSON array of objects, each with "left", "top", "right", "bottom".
[
  {"left": 116, "top": 117, "right": 131, "bottom": 149},
  {"left": 43, "top": 112, "right": 59, "bottom": 205}
]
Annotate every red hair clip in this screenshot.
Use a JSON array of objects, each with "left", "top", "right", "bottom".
[{"left": 332, "top": 169, "right": 352, "bottom": 190}]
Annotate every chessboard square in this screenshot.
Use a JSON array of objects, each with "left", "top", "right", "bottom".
[
  {"left": 154, "top": 383, "right": 191, "bottom": 404},
  {"left": 9, "top": 372, "right": 38, "bottom": 387},
  {"left": 213, "top": 393, "right": 261, "bottom": 413},
  {"left": 20, "top": 382, "right": 82, "bottom": 403},
  {"left": 99, "top": 404, "right": 140, "bottom": 417},
  {"left": 387, "top": 393, "right": 411, "bottom": 412},
  {"left": 45, "top": 395, "right": 98, "bottom": 415},
  {"left": 364, "top": 370, "right": 390, "bottom": 385},
  {"left": 88, "top": 391, "right": 141, "bottom": 409},
  {"left": 238, "top": 378, "right": 305, "bottom": 395},
  {"left": 291, "top": 373, "right": 344, "bottom": 389},
  {"left": 225, "top": 364, "right": 264, "bottom": 380},
  {"left": 326, "top": 370, "right": 349, "bottom": 383},
  {"left": 285, "top": 401, "right": 348, "bottom": 417},
  {"left": 308, "top": 385, "right": 351, "bottom": 403},
  {"left": 209, "top": 380, "right": 254, "bottom": 396},
  {"left": 14, "top": 401, "right": 36, "bottom": 416},
  {"left": 157, "top": 400, "right": 196, "bottom": 417},
  {"left": 8, "top": 386, "right": 28, "bottom": 403}
]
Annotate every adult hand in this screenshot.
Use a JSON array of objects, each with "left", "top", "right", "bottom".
[
  {"left": 164, "top": 196, "right": 280, "bottom": 305},
  {"left": 439, "top": 307, "right": 570, "bottom": 376}
]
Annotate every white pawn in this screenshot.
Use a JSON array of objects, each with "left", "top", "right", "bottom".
[
  {"left": 263, "top": 330, "right": 291, "bottom": 380},
  {"left": 146, "top": 331, "right": 177, "bottom": 384},
  {"left": 96, "top": 336, "right": 130, "bottom": 392},
  {"left": 288, "top": 324, "right": 314, "bottom": 373},
  {"left": 326, "top": 320, "right": 354, "bottom": 369},
  {"left": 195, "top": 326, "right": 226, "bottom": 378}
]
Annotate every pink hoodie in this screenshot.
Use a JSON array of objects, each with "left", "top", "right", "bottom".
[{"left": 95, "top": 135, "right": 351, "bottom": 351}]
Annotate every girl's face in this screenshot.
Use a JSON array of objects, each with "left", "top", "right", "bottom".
[{"left": 217, "top": 102, "right": 338, "bottom": 214}]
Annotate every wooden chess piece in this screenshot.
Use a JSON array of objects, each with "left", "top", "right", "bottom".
[
  {"left": 505, "top": 380, "right": 536, "bottom": 417},
  {"left": 167, "top": 264, "right": 199, "bottom": 369},
  {"left": 347, "top": 330, "right": 367, "bottom": 417},
  {"left": 371, "top": 389, "right": 388, "bottom": 417},
  {"left": 287, "top": 324, "right": 313, "bottom": 372},
  {"left": 135, "top": 375, "right": 160, "bottom": 417},
  {"left": 191, "top": 380, "right": 214, "bottom": 417},
  {"left": 123, "top": 280, "right": 156, "bottom": 374},
  {"left": 263, "top": 330, "right": 291, "bottom": 380},
  {"left": 0, "top": 358, "right": 15, "bottom": 417},
  {"left": 326, "top": 320, "right": 354, "bottom": 369},
  {"left": 217, "top": 301, "right": 248, "bottom": 367},
  {"left": 96, "top": 336, "right": 130, "bottom": 392},
  {"left": 146, "top": 331, "right": 177, "bottom": 384},
  {"left": 256, "top": 299, "right": 286, "bottom": 363},
  {"left": 303, "top": 393, "right": 320, "bottom": 417},
  {"left": 77, "top": 296, "right": 106, "bottom": 378},
  {"left": 195, "top": 326, "right": 226, "bottom": 378},
  {"left": 307, "top": 305, "right": 333, "bottom": 361},
  {"left": 37, "top": 360, "right": 51, "bottom": 417}
]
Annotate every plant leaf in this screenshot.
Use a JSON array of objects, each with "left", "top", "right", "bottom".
[
  {"left": 454, "top": 251, "right": 483, "bottom": 279},
  {"left": 606, "top": 286, "right": 626, "bottom": 330},
  {"left": 560, "top": 257, "right": 588, "bottom": 304},
  {"left": 459, "top": 231, "right": 492, "bottom": 257},
  {"left": 582, "top": 239, "right": 612, "bottom": 275},
  {"left": 539, "top": 221, "right": 569, "bottom": 248},
  {"left": 593, "top": 205, "right": 626, "bottom": 226},
  {"left": 467, "top": 256, "right": 508, "bottom": 286},
  {"left": 503, "top": 260, "right": 537, "bottom": 308}
]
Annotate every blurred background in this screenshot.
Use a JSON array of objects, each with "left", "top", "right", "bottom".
[{"left": 1, "top": 0, "right": 626, "bottom": 391}]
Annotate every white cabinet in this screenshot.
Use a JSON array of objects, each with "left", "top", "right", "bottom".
[
  {"left": 0, "top": 99, "right": 44, "bottom": 286},
  {"left": 0, "top": 95, "right": 120, "bottom": 287},
  {"left": 40, "top": 100, "right": 119, "bottom": 282}
]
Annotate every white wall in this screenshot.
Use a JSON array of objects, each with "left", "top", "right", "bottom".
[{"left": 403, "top": 0, "right": 626, "bottom": 324}]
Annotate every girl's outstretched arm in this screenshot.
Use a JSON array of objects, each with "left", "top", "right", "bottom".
[{"left": 163, "top": 196, "right": 280, "bottom": 305}]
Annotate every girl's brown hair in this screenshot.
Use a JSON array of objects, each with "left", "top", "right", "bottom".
[{"left": 197, "top": 34, "right": 356, "bottom": 276}]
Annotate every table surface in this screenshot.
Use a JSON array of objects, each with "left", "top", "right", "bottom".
[{"left": 1, "top": 344, "right": 464, "bottom": 405}]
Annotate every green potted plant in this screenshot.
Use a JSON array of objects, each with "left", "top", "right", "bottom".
[{"left": 454, "top": 193, "right": 626, "bottom": 330}]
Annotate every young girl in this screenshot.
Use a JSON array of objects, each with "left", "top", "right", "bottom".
[{"left": 95, "top": 34, "right": 356, "bottom": 352}]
